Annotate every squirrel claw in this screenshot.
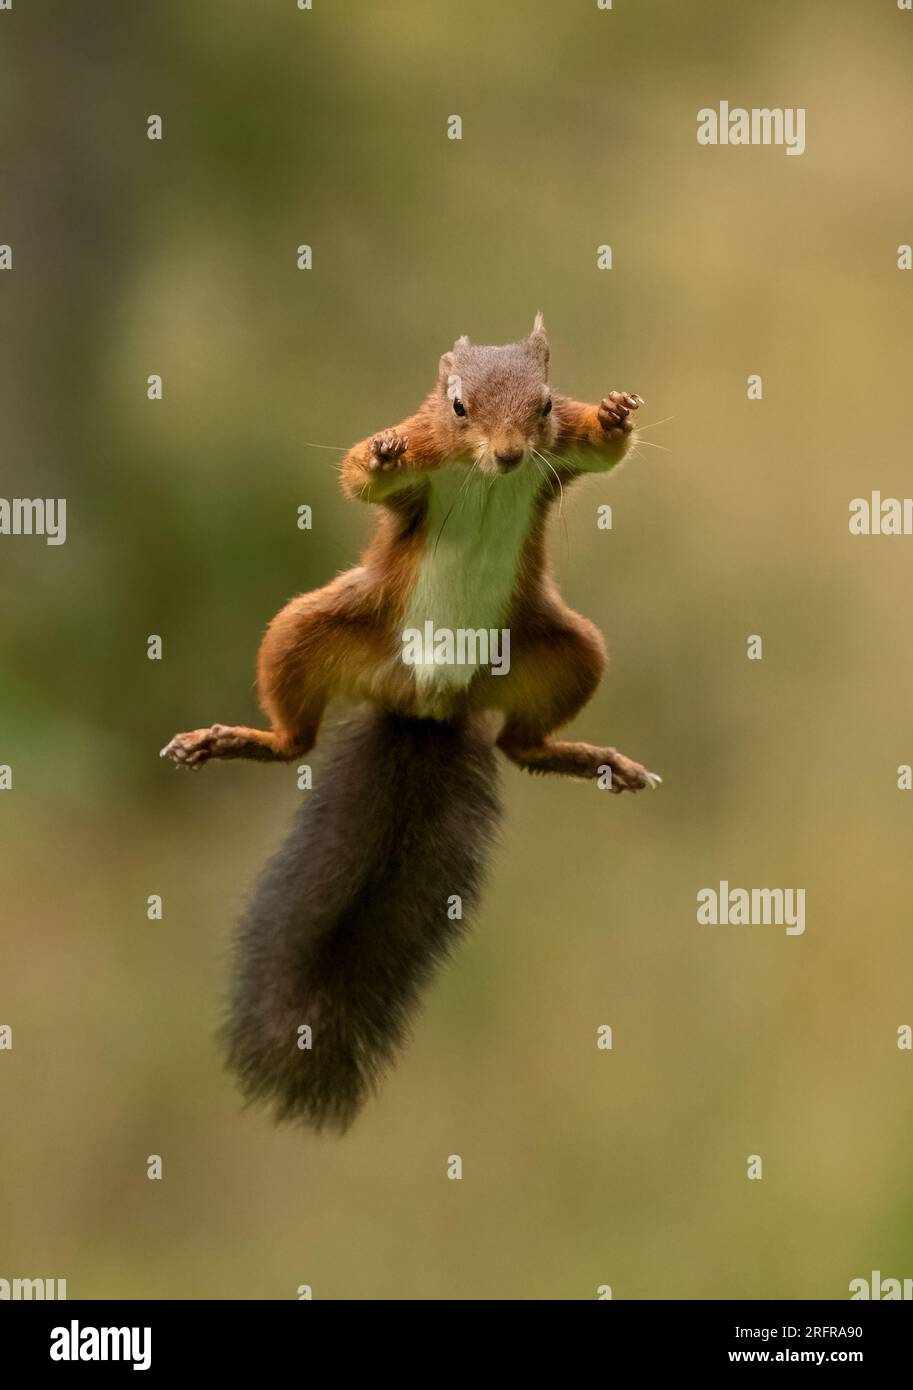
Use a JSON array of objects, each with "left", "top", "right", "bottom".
[
  {"left": 603, "top": 748, "right": 660, "bottom": 793},
  {"left": 598, "top": 391, "right": 642, "bottom": 436},
  {"left": 369, "top": 431, "right": 409, "bottom": 472}
]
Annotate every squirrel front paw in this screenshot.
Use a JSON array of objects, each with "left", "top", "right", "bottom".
[
  {"left": 369, "top": 431, "right": 409, "bottom": 472},
  {"left": 598, "top": 391, "right": 643, "bottom": 439}
]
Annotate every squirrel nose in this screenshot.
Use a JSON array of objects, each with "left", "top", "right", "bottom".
[{"left": 495, "top": 449, "right": 523, "bottom": 470}]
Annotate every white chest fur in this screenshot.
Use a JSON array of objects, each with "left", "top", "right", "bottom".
[{"left": 401, "top": 460, "right": 541, "bottom": 693}]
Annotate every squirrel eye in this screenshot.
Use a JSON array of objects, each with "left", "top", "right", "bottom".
[
  {"left": 543, "top": 398, "right": 553, "bottom": 415},
  {"left": 453, "top": 398, "right": 466, "bottom": 418}
]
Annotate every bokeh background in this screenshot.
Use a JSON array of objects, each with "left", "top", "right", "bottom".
[{"left": 2, "top": 0, "right": 912, "bottom": 1300}]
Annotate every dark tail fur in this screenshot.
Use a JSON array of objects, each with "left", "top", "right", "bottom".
[{"left": 223, "top": 707, "right": 501, "bottom": 1132}]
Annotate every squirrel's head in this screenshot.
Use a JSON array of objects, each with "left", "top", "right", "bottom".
[{"left": 437, "top": 313, "right": 557, "bottom": 474}]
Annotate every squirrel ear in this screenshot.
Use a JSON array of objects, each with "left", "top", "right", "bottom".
[
  {"left": 453, "top": 334, "right": 471, "bottom": 350},
  {"left": 529, "top": 312, "right": 549, "bottom": 368},
  {"left": 439, "top": 353, "right": 458, "bottom": 391}
]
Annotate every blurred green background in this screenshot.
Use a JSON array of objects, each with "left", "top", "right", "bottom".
[{"left": 2, "top": 0, "right": 912, "bottom": 1299}]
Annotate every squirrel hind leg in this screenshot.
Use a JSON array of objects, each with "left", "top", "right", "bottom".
[
  {"left": 161, "top": 724, "right": 311, "bottom": 768},
  {"left": 498, "top": 734, "right": 659, "bottom": 791}
]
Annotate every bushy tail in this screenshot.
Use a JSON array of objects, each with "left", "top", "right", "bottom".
[{"left": 223, "top": 707, "right": 501, "bottom": 1131}]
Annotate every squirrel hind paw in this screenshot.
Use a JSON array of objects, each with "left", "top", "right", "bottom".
[{"left": 160, "top": 730, "right": 214, "bottom": 767}]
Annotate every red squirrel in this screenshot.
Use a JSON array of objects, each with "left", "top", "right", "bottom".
[{"left": 162, "top": 315, "right": 659, "bottom": 1130}]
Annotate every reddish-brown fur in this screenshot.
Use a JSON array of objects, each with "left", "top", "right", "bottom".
[{"left": 162, "top": 318, "right": 655, "bottom": 791}]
